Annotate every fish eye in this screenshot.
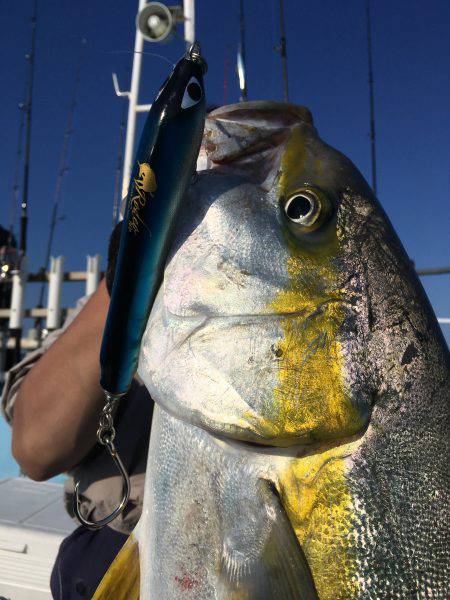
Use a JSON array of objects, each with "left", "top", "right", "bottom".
[
  {"left": 181, "top": 76, "right": 203, "bottom": 109},
  {"left": 282, "top": 187, "right": 333, "bottom": 232},
  {"left": 284, "top": 192, "right": 320, "bottom": 226}
]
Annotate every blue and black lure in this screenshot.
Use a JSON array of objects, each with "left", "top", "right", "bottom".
[
  {"left": 74, "top": 43, "right": 207, "bottom": 530},
  {"left": 102, "top": 43, "right": 206, "bottom": 396}
]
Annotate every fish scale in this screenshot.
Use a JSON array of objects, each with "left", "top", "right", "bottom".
[{"left": 140, "top": 406, "right": 318, "bottom": 599}]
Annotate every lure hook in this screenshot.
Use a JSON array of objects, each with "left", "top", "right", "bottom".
[{"left": 73, "top": 393, "right": 131, "bottom": 530}]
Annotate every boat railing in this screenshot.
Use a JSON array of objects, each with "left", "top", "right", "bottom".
[{"left": 0, "top": 254, "right": 102, "bottom": 372}]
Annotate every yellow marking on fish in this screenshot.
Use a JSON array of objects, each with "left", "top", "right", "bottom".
[
  {"left": 277, "top": 443, "right": 360, "bottom": 600},
  {"left": 267, "top": 130, "right": 362, "bottom": 440},
  {"left": 92, "top": 533, "right": 140, "bottom": 600},
  {"left": 241, "top": 410, "right": 281, "bottom": 438},
  {"left": 266, "top": 127, "right": 362, "bottom": 597},
  {"left": 227, "top": 592, "right": 250, "bottom": 600},
  {"left": 278, "top": 127, "right": 308, "bottom": 193}
]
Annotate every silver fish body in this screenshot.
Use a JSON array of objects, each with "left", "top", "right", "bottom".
[
  {"left": 141, "top": 406, "right": 317, "bottom": 598},
  {"left": 96, "top": 101, "right": 449, "bottom": 599}
]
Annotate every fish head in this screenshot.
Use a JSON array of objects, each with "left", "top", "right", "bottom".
[{"left": 138, "top": 100, "right": 444, "bottom": 447}]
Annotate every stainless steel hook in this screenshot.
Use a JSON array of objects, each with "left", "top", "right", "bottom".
[{"left": 73, "top": 393, "right": 131, "bottom": 530}]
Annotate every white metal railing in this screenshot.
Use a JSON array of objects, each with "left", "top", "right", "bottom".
[
  {"left": 0, "top": 255, "right": 101, "bottom": 355},
  {"left": 46, "top": 256, "right": 65, "bottom": 330},
  {"left": 86, "top": 254, "right": 101, "bottom": 296},
  {"left": 8, "top": 257, "right": 28, "bottom": 330}
]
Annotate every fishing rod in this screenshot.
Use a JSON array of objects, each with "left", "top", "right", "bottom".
[
  {"left": 366, "top": 0, "right": 378, "bottom": 196},
  {"left": 19, "top": 0, "right": 37, "bottom": 258},
  {"left": 416, "top": 266, "right": 450, "bottom": 276},
  {"left": 237, "top": 0, "right": 248, "bottom": 101},
  {"left": 37, "top": 38, "right": 86, "bottom": 312},
  {"left": 9, "top": 0, "right": 38, "bottom": 365},
  {"left": 277, "top": 0, "right": 289, "bottom": 102},
  {"left": 7, "top": 89, "right": 26, "bottom": 254}
]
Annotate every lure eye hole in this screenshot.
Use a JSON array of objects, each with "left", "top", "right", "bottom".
[
  {"left": 284, "top": 192, "right": 320, "bottom": 226},
  {"left": 181, "top": 76, "right": 203, "bottom": 109}
]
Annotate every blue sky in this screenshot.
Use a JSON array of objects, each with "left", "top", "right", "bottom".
[{"left": 0, "top": 0, "right": 449, "bottom": 338}]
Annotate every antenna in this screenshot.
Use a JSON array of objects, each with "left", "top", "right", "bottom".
[
  {"left": 37, "top": 38, "right": 86, "bottom": 309},
  {"left": 237, "top": 0, "right": 248, "bottom": 101},
  {"left": 277, "top": 0, "right": 289, "bottom": 102},
  {"left": 366, "top": 0, "right": 377, "bottom": 195},
  {"left": 19, "top": 0, "right": 38, "bottom": 258}
]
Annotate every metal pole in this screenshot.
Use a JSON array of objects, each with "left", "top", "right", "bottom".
[
  {"left": 121, "top": 0, "right": 146, "bottom": 204},
  {"left": 8, "top": 260, "right": 27, "bottom": 331},
  {"left": 86, "top": 255, "right": 101, "bottom": 296},
  {"left": 366, "top": 0, "right": 377, "bottom": 196},
  {"left": 8, "top": 258, "right": 28, "bottom": 364},
  {"left": 238, "top": 0, "right": 248, "bottom": 101},
  {"left": 183, "top": 0, "right": 195, "bottom": 46},
  {"left": 417, "top": 266, "right": 450, "bottom": 276},
  {"left": 278, "top": 0, "right": 289, "bottom": 102},
  {"left": 19, "top": 0, "right": 38, "bottom": 258},
  {"left": 46, "top": 256, "right": 64, "bottom": 330}
]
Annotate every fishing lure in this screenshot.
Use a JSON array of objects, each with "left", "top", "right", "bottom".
[{"left": 74, "top": 42, "right": 207, "bottom": 529}]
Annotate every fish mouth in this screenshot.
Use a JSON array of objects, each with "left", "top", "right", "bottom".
[
  {"left": 165, "top": 307, "right": 311, "bottom": 321},
  {"left": 209, "top": 426, "right": 367, "bottom": 458},
  {"left": 203, "top": 101, "right": 315, "bottom": 187},
  {"left": 163, "top": 297, "right": 344, "bottom": 322},
  {"left": 142, "top": 294, "right": 366, "bottom": 449}
]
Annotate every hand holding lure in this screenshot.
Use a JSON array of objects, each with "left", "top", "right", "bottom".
[{"left": 74, "top": 43, "right": 207, "bottom": 529}]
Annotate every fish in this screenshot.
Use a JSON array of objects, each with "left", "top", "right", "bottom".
[{"left": 94, "top": 100, "right": 449, "bottom": 599}]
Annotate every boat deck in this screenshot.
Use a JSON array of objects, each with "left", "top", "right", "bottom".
[{"left": 0, "top": 477, "right": 75, "bottom": 600}]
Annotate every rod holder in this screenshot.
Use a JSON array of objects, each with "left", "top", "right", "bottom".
[
  {"left": 86, "top": 254, "right": 101, "bottom": 296},
  {"left": 8, "top": 257, "right": 28, "bottom": 330},
  {"left": 46, "top": 256, "right": 64, "bottom": 330}
]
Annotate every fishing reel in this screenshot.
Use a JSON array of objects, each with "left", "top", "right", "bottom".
[
  {"left": 0, "top": 247, "right": 18, "bottom": 310},
  {"left": 0, "top": 230, "right": 19, "bottom": 285}
]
